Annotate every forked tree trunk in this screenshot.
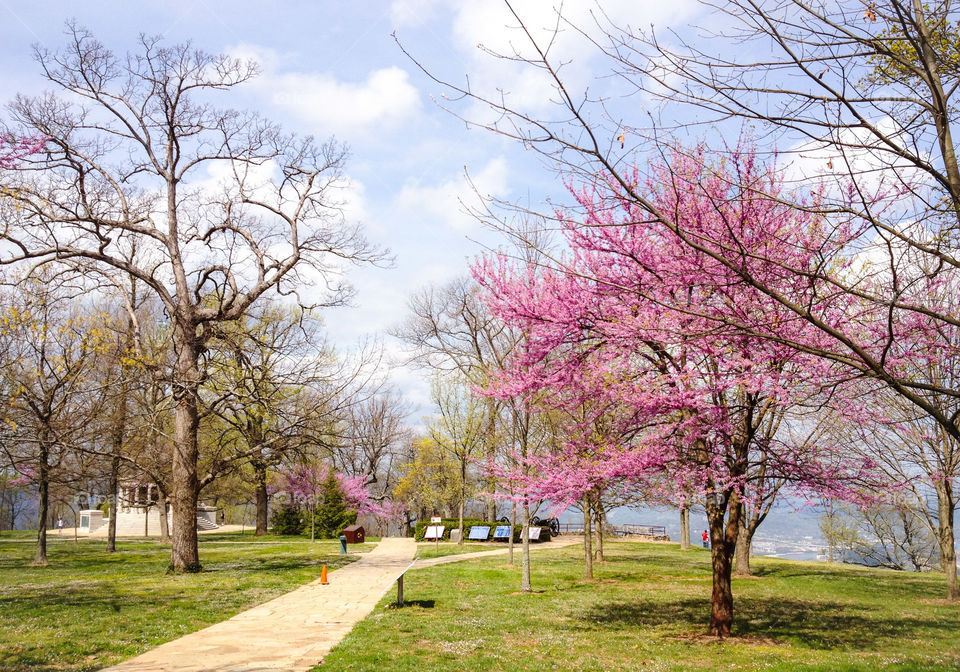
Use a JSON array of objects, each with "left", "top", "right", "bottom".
[
  {"left": 254, "top": 463, "right": 269, "bottom": 536},
  {"left": 520, "top": 503, "right": 532, "bottom": 592},
  {"left": 582, "top": 496, "right": 593, "bottom": 580},
  {"left": 680, "top": 503, "right": 691, "bottom": 550},
  {"left": 934, "top": 478, "right": 958, "bottom": 600},
  {"left": 169, "top": 334, "right": 201, "bottom": 573}
]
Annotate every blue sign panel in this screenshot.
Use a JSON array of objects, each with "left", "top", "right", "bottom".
[
  {"left": 468, "top": 525, "right": 491, "bottom": 540},
  {"left": 493, "top": 525, "right": 512, "bottom": 539}
]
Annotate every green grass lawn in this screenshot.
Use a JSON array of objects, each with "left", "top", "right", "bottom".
[
  {"left": 320, "top": 541, "right": 960, "bottom": 672},
  {"left": 0, "top": 532, "right": 372, "bottom": 671},
  {"left": 416, "top": 542, "right": 507, "bottom": 559}
]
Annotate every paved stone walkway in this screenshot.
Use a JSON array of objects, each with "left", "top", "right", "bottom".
[{"left": 100, "top": 537, "right": 417, "bottom": 672}]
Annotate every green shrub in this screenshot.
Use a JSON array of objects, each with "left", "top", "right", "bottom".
[
  {"left": 269, "top": 503, "right": 305, "bottom": 535},
  {"left": 311, "top": 472, "right": 357, "bottom": 538}
]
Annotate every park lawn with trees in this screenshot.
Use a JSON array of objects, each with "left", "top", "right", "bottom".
[
  {"left": 0, "top": 533, "right": 373, "bottom": 672},
  {"left": 321, "top": 542, "right": 960, "bottom": 672}
]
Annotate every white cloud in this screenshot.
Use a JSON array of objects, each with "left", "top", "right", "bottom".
[
  {"left": 442, "top": 0, "right": 703, "bottom": 115},
  {"left": 395, "top": 157, "right": 510, "bottom": 231},
  {"left": 390, "top": 0, "right": 441, "bottom": 27},
  {"left": 228, "top": 44, "right": 421, "bottom": 137}
]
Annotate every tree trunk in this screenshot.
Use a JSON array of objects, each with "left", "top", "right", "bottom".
[
  {"left": 582, "top": 496, "right": 593, "bottom": 580},
  {"left": 485, "top": 496, "right": 497, "bottom": 524},
  {"left": 680, "top": 503, "right": 691, "bottom": 550},
  {"left": 107, "top": 455, "right": 119, "bottom": 553},
  {"left": 706, "top": 496, "right": 740, "bottom": 638},
  {"left": 520, "top": 503, "right": 532, "bottom": 592},
  {"left": 457, "top": 498, "right": 465, "bottom": 546},
  {"left": 593, "top": 496, "right": 605, "bottom": 562},
  {"left": 158, "top": 491, "right": 171, "bottom": 543},
  {"left": 254, "top": 463, "right": 269, "bottom": 536},
  {"left": 934, "top": 478, "right": 959, "bottom": 600},
  {"left": 734, "top": 519, "right": 752, "bottom": 577},
  {"left": 33, "top": 449, "right": 49, "bottom": 566},
  {"left": 169, "top": 334, "right": 202, "bottom": 573},
  {"left": 485, "top": 401, "right": 498, "bottom": 523},
  {"left": 507, "top": 501, "right": 516, "bottom": 565}
]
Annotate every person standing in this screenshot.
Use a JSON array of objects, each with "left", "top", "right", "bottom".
[
  {"left": 57, "top": 517, "right": 64, "bottom": 535},
  {"left": 701, "top": 529, "right": 709, "bottom": 548}
]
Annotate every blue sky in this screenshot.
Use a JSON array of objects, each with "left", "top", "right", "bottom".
[{"left": 0, "top": 0, "right": 706, "bottom": 414}]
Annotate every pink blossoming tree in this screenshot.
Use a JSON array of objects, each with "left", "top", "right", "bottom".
[{"left": 475, "top": 147, "right": 884, "bottom": 637}]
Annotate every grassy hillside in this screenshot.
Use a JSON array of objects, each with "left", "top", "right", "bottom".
[{"left": 321, "top": 541, "right": 960, "bottom": 671}]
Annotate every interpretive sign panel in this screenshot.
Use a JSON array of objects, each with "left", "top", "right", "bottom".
[
  {"left": 468, "top": 525, "right": 490, "bottom": 540},
  {"left": 430, "top": 516, "right": 442, "bottom": 524},
  {"left": 424, "top": 525, "right": 445, "bottom": 540},
  {"left": 493, "top": 525, "right": 512, "bottom": 540},
  {"left": 528, "top": 527, "right": 542, "bottom": 541}
]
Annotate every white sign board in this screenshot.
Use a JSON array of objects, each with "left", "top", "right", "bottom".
[
  {"left": 424, "top": 525, "right": 445, "bottom": 540},
  {"left": 528, "top": 527, "right": 542, "bottom": 541},
  {"left": 430, "top": 516, "right": 442, "bottom": 524}
]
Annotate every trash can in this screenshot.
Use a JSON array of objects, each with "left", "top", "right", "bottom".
[{"left": 339, "top": 535, "right": 347, "bottom": 554}]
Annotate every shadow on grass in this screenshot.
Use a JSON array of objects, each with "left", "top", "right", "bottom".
[
  {"left": 390, "top": 599, "right": 436, "bottom": 609},
  {"left": 576, "top": 595, "right": 956, "bottom": 650}
]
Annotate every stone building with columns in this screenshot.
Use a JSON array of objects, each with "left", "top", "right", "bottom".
[{"left": 78, "top": 482, "right": 218, "bottom": 537}]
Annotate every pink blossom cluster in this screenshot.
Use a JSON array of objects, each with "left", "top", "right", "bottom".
[
  {"left": 272, "top": 461, "right": 401, "bottom": 519},
  {"left": 473, "top": 145, "right": 899, "bottom": 510}
]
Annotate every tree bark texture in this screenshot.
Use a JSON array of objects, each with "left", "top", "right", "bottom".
[
  {"left": 158, "top": 491, "right": 170, "bottom": 543},
  {"left": 507, "top": 502, "right": 516, "bottom": 566},
  {"left": 934, "top": 478, "right": 959, "bottom": 600},
  {"left": 582, "top": 496, "right": 593, "bottom": 580},
  {"left": 734, "top": 519, "right": 752, "bottom": 577},
  {"left": 107, "top": 455, "right": 119, "bottom": 553},
  {"left": 593, "top": 496, "right": 605, "bottom": 562},
  {"left": 33, "top": 444, "right": 49, "bottom": 566},
  {"left": 521, "top": 503, "right": 532, "bottom": 592},
  {"left": 680, "top": 504, "right": 691, "bottom": 550},
  {"left": 255, "top": 463, "right": 269, "bottom": 536},
  {"left": 169, "top": 333, "right": 201, "bottom": 572},
  {"left": 707, "top": 497, "right": 741, "bottom": 638}
]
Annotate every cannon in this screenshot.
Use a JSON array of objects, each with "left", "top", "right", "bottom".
[{"left": 531, "top": 515, "right": 561, "bottom": 537}]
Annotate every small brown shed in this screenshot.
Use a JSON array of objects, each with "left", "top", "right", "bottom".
[{"left": 343, "top": 524, "right": 365, "bottom": 543}]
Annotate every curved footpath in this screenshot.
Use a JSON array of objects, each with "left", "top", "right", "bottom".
[{"left": 100, "top": 535, "right": 581, "bottom": 672}]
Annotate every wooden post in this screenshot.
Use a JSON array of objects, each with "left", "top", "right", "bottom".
[{"left": 396, "top": 574, "right": 404, "bottom": 607}]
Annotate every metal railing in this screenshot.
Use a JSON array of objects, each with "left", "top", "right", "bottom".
[{"left": 556, "top": 522, "right": 668, "bottom": 538}]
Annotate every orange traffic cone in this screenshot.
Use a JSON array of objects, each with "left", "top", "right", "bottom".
[{"left": 320, "top": 564, "right": 329, "bottom": 585}]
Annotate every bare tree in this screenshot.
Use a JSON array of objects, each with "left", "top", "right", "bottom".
[
  {"left": 204, "top": 303, "right": 345, "bottom": 536},
  {"left": 393, "top": 276, "right": 511, "bottom": 520},
  {"left": 427, "top": 374, "right": 488, "bottom": 545},
  {"left": 336, "top": 388, "right": 412, "bottom": 506},
  {"left": 0, "top": 275, "right": 103, "bottom": 565},
  {"left": 0, "top": 27, "right": 385, "bottom": 571}
]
